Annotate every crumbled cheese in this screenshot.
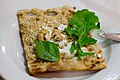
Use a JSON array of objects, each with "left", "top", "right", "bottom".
[
  {"left": 42, "top": 24, "right": 73, "bottom": 55},
  {"left": 42, "top": 26, "right": 47, "bottom": 30},
  {"left": 54, "top": 20, "right": 57, "bottom": 22},
  {"left": 97, "top": 54, "right": 102, "bottom": 58},
  {"left": 48, "top": 29, "right": 53, "bottom": 38},
  {"left": 41, "top": 26, "right": 53, "bottom": 38},
  {"left": 81, "top": 47, "right": 89, "bottom": 52},
  {"left": 45, "top": 33, "right": 49, "bottom": 39},
  {"left": 55, "top": 39, "right": 67, "bottom": 48},
  {"left": 94, "top": 53, "right": 102, "bottom": 58},
  {"left": 42, "top": 26, "right": 53, "bottom": 31},
  {"left": 49, "top": 39, "right": 72, "bottom": 55},
  {"left": 58, "top": 24, "right": 67, "bottom": 30},
  {"left": 61, "top": 34, "right": 66, "bottom": 38},
  {"left": 53, "top": 20, "right": 58, "bottom": 23},
  {"left": 59, "top": 42, "right": 72, "bottom": 55}
]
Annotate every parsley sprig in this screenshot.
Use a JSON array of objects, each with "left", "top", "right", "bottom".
[{"left": 65, "top": 9, "right": 100, "bottom": 60}]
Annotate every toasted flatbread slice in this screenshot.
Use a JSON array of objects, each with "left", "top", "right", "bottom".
[{"left": 17, "top": 5, "right": 106, "bottom": 75}]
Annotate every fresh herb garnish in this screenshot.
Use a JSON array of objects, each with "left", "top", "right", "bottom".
[
  {"left": 35, "top": 40, "right": 60, "bottom": 62},
  {"left": 70, "top": 41, "right": 76, "bottom": 54},
  {"left": 35, "top": 9, "right": 100, "bottom": 61},
  {"left": 65, "top": 9, "right": 100, "bottom": 60}
]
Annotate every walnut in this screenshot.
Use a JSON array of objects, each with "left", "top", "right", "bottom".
[
  {"left": 52, "top": 29, "right": 63, "bottom": 42},
  {"left": 37, "top": 29, "right": 51, "bottom": 41}
]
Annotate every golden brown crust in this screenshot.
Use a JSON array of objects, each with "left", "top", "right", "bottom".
[{"left": 17, "top": 5, "right": 106, "bottom": 76}]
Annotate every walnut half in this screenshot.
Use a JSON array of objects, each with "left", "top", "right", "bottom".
[
  {"left": 38, "top": 29, "right": 51, "bottom": 41},
  {"left": 52, "top": 29, "right": 63, "bottom": 42}
]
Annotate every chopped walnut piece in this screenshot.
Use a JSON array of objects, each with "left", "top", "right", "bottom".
[
  {"left": 38, "top": 29, "right": 51, "bottom": 41},
  {"left": 52, "top": 29, "right": 63, "bottom": 42}
]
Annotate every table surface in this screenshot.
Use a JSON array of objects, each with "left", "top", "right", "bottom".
[
  {"left": 0, "top": 0, "right": 120, "bottom": 80},
  {"left": 0, "top": 0, "right": 120, "bottom": 25}
]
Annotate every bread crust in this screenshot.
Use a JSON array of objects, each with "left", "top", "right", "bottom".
[{"left": 17, "top": 5, "right": 106, "bottom": 75}]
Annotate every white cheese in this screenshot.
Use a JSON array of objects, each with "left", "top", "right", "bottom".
[
  {"left": 41, "top": 26, "right": 53, "bottom": 39},
  {"left": 97, "top": 54, "right": 102, "bottom": 58},
  {"left": 49, "top": 40, "right": 72, "bottom": 55},
  {"left": 42, "top": 26, "right": 53, "bottom": 31},
  {"left": 47, "top": 28, "right": 53, "bottom": 38},
  {"left": 58, "top": 24, "right": 67, "bottom": 30},
  {"left": 52, "top": 39, "right": 67, "bottom": 48},
  {"left": 59, "top": 42, "right": 72, "bottom": 55},
  {"left": 54, "top": 20, "right": 57, "bottom": 22},
  {"left": 42, "top": 26, "right": 47, "bottom": 30},
  {"left": 45, "top": 33, "right": 50, "bottom": 40},
  {"left": 54, "top": 20, "right": 59, "bottom": 23},
  {"left": 94, "top": 53, "right": 102, "bottom": 58},
  {"left": 43, "top": 24, "right": 74, "bottom": 56},
  {"left": 81, "top": 47, "right": 89, "bottom": 52},
  {"left": 49, "top": 30, "right": 53, "bottom": 38},
  {"left": 60, "top": 39, "right": 67, "bottom": 47}
]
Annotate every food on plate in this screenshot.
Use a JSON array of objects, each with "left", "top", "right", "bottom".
[{"left": 17, "top": 5, "right": 106, "bottom": 76}]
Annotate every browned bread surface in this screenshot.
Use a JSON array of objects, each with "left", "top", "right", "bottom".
[{"left": 17, "top": 5, "right": 106, "bottom": 75}]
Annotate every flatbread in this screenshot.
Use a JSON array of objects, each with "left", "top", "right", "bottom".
[{"left": 17, "top": 5, "right": 106, "bottom": 76}]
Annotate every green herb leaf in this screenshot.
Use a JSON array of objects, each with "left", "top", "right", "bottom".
[
  {"left": 65, "top": 9, "right": 100, "bottom": 60},
  {"left": 77, "top": 51, "right": 94, "bottom": 61},
  {"left": 70, "top": 41, "right": 76, "bottom": 53},
  {"left": 35, "top": 40, "right": 60, "bottom": 62},
  {"left": 78, "top": 37, "right": 97, "bottom": 47}
]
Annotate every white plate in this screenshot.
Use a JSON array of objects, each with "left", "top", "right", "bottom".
[{"left": 0, "top": 1, "right": 120, "bottom": 80}]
